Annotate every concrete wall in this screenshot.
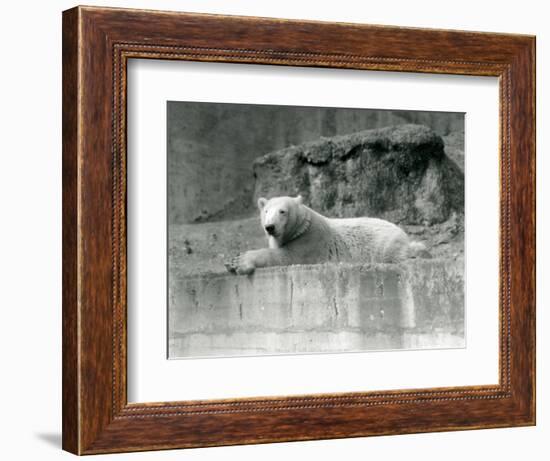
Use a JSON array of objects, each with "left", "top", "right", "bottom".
[
  {"left": 168, "top": 259, "right": 464, "bottom": 358},
  {"left": 168, "top": 102, "right": 464, "bottom": 224}
]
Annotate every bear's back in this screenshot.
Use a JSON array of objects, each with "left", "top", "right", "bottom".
[{"left": 328, "top": 217, "right": 410, "bottom": 263}]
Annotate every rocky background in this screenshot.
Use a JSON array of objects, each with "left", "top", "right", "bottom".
[{"left": 168, "top": 102, "right": 465, "bottom": 276}]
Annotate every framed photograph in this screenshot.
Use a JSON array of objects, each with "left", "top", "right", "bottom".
[{"left": 62, "top": 5, "right": 535, "bottom": 455}]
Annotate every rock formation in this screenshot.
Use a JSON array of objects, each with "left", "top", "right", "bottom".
[{"left": 253, "top": 124, "right": 464, "bottom": 226}]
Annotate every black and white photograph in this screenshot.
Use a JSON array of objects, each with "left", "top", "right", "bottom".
[
  {"left": 167, "top": 101, "right": 466, "bottom": 359},
  {"left": 2, "top": 0, "right": 542, "bottom": 458}
]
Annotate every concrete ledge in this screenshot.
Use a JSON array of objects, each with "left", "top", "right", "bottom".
[{"left": 169, "top": 259, "right": 464, "bottom": 358}]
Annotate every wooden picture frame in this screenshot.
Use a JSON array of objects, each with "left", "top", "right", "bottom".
[{"left": 62, "top": 5, "right": 535, "bottom": 455}]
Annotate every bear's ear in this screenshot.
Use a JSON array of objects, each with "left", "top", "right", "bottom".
[
  {"left": 257, "top": 197, "right": 268, "bottom": 210},
  {"left": 295, "top": 195, "right": 304, "bottom": 205}
]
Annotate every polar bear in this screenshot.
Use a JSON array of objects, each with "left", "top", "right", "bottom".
[{"left": 226, "top": 195, "right": 427, "bottom": 275}]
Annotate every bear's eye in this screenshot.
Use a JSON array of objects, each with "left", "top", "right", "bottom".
[{"left": 279, "top": 210, "right": 286, "bottom": 214}]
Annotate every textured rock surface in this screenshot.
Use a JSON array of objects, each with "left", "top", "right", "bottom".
[
  {"left": 443, "top": 131, "right": 465, "bottom": 171},
  {"left": 168, "top": 102, "right": 464, "bottom": 225},
  {"left": 169, "top": 259, "right": 464, "bottom": 358},
  {"left": 253, "top": 124, "right": 464, "bottom": 225}
]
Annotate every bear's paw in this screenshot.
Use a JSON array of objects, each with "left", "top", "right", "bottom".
[{"left": 225, "top": 253, "right": 256, "bottom": 275}]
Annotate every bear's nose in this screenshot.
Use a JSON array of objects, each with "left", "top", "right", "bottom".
[{"left": 265, "top": 224, "right": 275, "bottom": 235}]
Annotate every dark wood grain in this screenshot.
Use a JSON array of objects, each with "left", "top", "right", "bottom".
[
  {"left": 62, "top": 5, "right": 536, "bottom": 455},
  {"left": 61, "top": 7, "right": 79, "bottom": 454}
]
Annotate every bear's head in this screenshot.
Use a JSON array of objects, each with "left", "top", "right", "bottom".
[{"left": 257, "top": 195, "right": 307, "bottom": 248}]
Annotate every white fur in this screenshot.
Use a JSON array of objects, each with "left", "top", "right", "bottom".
[{"left": 227, "top": 195, "right": 426, "bottom": 275}]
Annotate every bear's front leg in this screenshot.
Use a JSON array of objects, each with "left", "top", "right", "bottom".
[{"left": 225, "top": 248, "right": 285, "bottom": 275}]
